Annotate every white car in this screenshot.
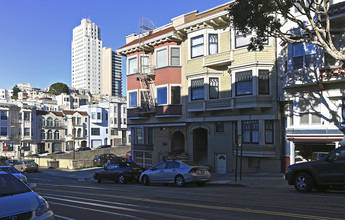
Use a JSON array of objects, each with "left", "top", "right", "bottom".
[
  {"left": 0, "top": 171, "right": 54, "bottom": 219},
  {"left": 139, "top": 160, "right": 211, "bottom": 187}
]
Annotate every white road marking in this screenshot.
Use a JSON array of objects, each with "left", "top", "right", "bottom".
[
  {"left": 54, "top": 214, "right": 76, "bottom": 220},
  {"left": 42, "top": 192, "right": 139, "bottom": 207},
  {"left": 45, "top": 195, "right": 203, "bottom": 219},
  {"left": 49, "top": 201, "right": 138, "bottom": 219}
]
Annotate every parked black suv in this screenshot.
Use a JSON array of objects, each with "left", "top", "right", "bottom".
[
  {"left": 285, "top": 146, "right": 345, "bottom": 192},
  {"left": 93, "top": 154, "right": 126, "bottom": 167}
]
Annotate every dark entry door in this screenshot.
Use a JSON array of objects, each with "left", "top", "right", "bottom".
[{"left": 193, "top": 128, "right": 208, "bottom": 164}]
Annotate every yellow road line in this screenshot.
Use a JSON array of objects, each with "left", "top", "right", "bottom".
[{"left": 38, "top": 188, "right": 341, "bottom": 220}]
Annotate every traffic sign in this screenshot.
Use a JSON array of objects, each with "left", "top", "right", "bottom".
[{"left": 3, "top": 146, "right": 8, "bottom": 151}]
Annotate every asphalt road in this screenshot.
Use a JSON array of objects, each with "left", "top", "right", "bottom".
[{"left": 26, "top": 171, "right": 345, "bottom": 220}]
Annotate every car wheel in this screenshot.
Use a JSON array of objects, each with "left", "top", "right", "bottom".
[
  {"left": 142, "top": 175, "right": 150, "bottom": 186},
  {"left": 196, "top": 182, "right": 205, "bottom": 187},
  {"left": 175, "top": 175, "right": 185, "bottom": 187},
  {"left": 294, "top": 172, "right": 313, "bottom": 193},
  {"left": 118, "top": 174, "right": 126, "bottom": 184}
]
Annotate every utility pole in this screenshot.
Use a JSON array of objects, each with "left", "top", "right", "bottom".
[{"left": 73, "top": 116, "right": 75, "bottom": 160}]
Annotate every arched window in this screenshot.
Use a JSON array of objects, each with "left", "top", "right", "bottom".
[
  {"left": 54, "top": 119, "right": 60, "bottom": 127},
  {"left": 47, "top": 130, "right": 53, "bottom": 140},
  {"left": 47, "top": 117, "right": 53, "bottom": 127},
  {"left": 77, "top": 128, "right": 82, "bottom": 138},
  {"left": 40, "top": 130, "right": 45, "bottom": 140},
  {"left": 54, "top": 130, "right": 59, "bottom": 140}
]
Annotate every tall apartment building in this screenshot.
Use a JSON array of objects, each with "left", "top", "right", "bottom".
[
  {"left": 72, "top": 18, "right": 102, "bottom": 95},
  {"left": 102, "top": 47, "right": 122, "bottom": 97}
]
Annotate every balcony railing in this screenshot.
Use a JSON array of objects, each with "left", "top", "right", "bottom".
[
  {"left": 188, "top": 96, "right": 273, "bottom": 112},
  {"left": 127, "top": 107, "right": 152, "bottom": 119},
  {"left": 155, "top": 105, "right": 182, "bottom": 117}
]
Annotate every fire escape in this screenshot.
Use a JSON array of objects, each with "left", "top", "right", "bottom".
[{"left": 136, "top": 18, "right": 157, "bottom": 114}]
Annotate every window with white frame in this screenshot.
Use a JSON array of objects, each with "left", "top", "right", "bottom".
[
  {"left": 235, "top": 32, "right": 252, "bottom": 48},
  {"left": 265, "top": 120, "right": 274, "bottom": 144},
  {"left": 191, "top": 78, "right": 204, "bottom": 101},
  {"left": 128, "top": 57, "right": 138, "bottom": 74},
  {"left": 91, "top": 128, "right": 100, "bottom": 135},
  {"left": 299, "top": 98, "right": 321, "bottom": 125},
  {"left": 140, "top": 55, "right": 149, "bottom": 73},
  {"left": 54, "top": 130, "right": 59, "bottom": 140},
  {"left": 259, "top": 70, "right": 270, "bottom": 95},
  {"left": 156, "top": 48, "right": 167, "bottom": 68},
  {"left": 209, "top": 78, "right": 219, "bottom": 99},
  {"left": 242, "top": 120, "right": 259, "bottom": 144},
  {"left": 157, "top": 87, "right": 168, "bottom": 105},
  {"left": 235, "top": 70, "right": 253, "bottom": 96},
  {"left": 40, "top": 130, "right": 45, "bottom": 139},
  {"left": 292, "top": 43, "right": 317, "bottom": 70},
  {"left": 24, "top": 128, "right": 30, "bottom": 136},
  {"left": 129, "top": 91, "right": 137, "bottom": 108},
  {"left": 209, "top": 34, "right": 218, "bottom": 55},
  {"left": 171, "top": 86, "right": 181, "bottom": 104},
  {"left": 0, "top": 111, "right": 7, "bottom": 120},
  {"left": 171, "top": 47, "right": 180, "bottom": 66},
  {"left": 191, "top": 35, "right": 204, "bottom": 58}
]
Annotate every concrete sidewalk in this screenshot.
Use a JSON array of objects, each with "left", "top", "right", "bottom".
[{"left": 39, "top": 167, "right": 290, "bottom": 189}]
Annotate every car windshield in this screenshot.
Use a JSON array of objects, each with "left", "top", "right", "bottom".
[
  {"left": 0, "top": 166, "right": 19, "bottom": 174},
  {"left": 24, "top": 160, "right": 35, "bottom": 165},
  {"left": 0, "top": 173, "right": 30, "bottom": 197}
]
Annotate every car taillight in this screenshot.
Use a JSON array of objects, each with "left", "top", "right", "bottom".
[
  {"left": 189, "top": 168, "right": 199, "bottom": 173},
  {"left": 25, "top": 165, "right": 28, "bottom": 167},
  {"left": 36, "top": 164, "right": 38, "bottom": 167},
  {"left": 97, "top": 159, "right": 100, "bottom": 161},
  {"left": 207, "top": 168, "right": 210, "bottom": 173}
]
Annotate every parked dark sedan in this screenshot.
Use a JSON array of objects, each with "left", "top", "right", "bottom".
[
  {"left": 93, "top": 162, "right": 145, "bottom": 184},
  {"left": 93, "top": 154, "right": 125, "bottom": 167}
]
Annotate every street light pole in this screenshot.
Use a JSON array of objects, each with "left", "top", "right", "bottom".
[{"left": 73, "top": 116, "right": 75, "bottom": 160}]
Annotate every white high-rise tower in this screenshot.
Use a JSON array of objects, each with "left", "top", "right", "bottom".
[{"left": 72, "top": 18, "right": 102, "bottom": 94}]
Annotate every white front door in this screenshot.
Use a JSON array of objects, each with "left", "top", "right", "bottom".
[{"left": 216, "top": 154, "right": 227, "bottom": 174}]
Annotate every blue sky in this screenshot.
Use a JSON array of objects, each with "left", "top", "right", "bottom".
[{"left": 0, "top": 0, "right": 228, "bottom": 94}]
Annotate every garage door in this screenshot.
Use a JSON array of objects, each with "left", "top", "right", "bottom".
[{"left": 91, "top": 140, "right": 102, "bottom": 148}]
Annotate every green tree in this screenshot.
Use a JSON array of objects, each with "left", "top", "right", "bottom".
[
  {"left": 49, "top": 82, "right": 70, "bottom": 95},
  {"left": 11, "top": 85, "right": 20, "bottom": 99},
  {"left": 228, "top": 0, "right": 345, "bottom": 60}
]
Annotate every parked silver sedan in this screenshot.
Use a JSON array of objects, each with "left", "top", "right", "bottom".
[
  {"left": 14, "top": 160, "right": 39, "bottom": 173},
  {"left": 139, "top": 160, "right": 211, "bottom": 187}
]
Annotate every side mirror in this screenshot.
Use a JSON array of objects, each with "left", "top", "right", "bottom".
[{"left": 29, "top": 183, "right": 37, "bottom": 190}]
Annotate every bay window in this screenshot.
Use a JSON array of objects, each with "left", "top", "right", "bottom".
[
  {"left": 128, "top": 57, "right": 138, "bottom": 74},
  {"left": 259, "top": 70, "right": 270, "bottom": 95},
  {"left": 209, "top": 34, "right": 218, "bottom": 55},
  {"left": 191, "top": 35, "right": 204, "bottom": 58},
  {"left": 171, "top": 86, "right": 181, "bottom": 104},
  {"left": 156, "top": 48, "right": 167, "bottom": 68},
  {"left": 129, "top": 91, "right": 137, "bottom": 108},
  {"left": 191, "top": 78, "right": 204, "bottom": 101},
  {"left": 236, "top": 70, "right": 253, "bottom": 96},
  {"left": 235, "top": 32, "right": 252, "bottom": 48},
  {"left": 292, "top": 43, "right": 317, "bottom": 69},
  {"left": 242, "top": 120, "right": 259, "bottom": 144},
  {"left": 209, "top": 78, "right": 219, "bottom": 99},
  {"left": 265, "top": 120, "right": 274, "bottom": 144},
  {"left": 157, "top": 87, "right": 168, "bottom": 105},
  {"left": 171, "top": 47, "right": 180, "bottom": 66}
]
